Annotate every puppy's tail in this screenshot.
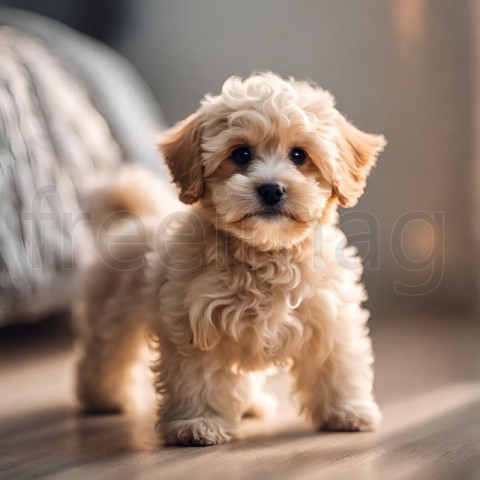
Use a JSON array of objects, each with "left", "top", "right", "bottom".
[{"left": 81, "top": 165, "right": 181, "bottom": 234}]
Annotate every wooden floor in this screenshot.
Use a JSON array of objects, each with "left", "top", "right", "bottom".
[{"left": 1, "top": 313, "right": 480, "bottom": 480}]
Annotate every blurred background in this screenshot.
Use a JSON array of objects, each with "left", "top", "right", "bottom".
[
  {"left": 1, "top": 2, "right": 480, "bottom": 478},
  {"left": 1, "top": 0, "right": 478, "bottom": 325}
]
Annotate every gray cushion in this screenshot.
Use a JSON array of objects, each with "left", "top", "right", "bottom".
[{"left": 0, "top": 9, "right": 167, "bottom": 324}]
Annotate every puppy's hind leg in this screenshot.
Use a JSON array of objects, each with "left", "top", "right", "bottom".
[
  {"left": 242, "top": 372, "right": 278, "bottom": 419},
  {"left": 75, "top": 252, "right": 149, "bottom": 414}
]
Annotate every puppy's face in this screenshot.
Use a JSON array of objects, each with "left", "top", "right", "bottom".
[{"left": 160, "top": 73, "right": 385, "bottom": 250}]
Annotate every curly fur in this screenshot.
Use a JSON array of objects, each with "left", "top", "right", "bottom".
[{"left": 75, "top": 72, "right": 386, "bottom": 446}]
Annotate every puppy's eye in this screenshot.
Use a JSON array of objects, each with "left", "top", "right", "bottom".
[
  {"left": 231, "top": 146, "right": 252, "bottom": 166},
  {"left": 289, "top": 148, "right": 307, "bottom": 165}
]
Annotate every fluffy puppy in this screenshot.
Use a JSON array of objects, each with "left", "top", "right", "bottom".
[{"left": 75, "top": 72, "right": 386, "bottom": 446}]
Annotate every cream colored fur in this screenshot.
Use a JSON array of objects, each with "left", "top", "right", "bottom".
[{"left": 75, "top": 73, "right": 386, "bottom": 446}]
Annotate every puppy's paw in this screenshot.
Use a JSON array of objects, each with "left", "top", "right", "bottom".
[
  {"left": 243, "top": 392, "right": 278, "bottom": 419},
  {"left": 320, "top": 400, "right": 382, "bottom": 432},
  {"left": 162, "top": 417, "right": 231, "bottom": 446}
]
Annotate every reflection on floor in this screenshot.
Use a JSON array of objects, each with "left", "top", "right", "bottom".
[{"left": 1, "top": 314, "right": 480, "bottom": 480}]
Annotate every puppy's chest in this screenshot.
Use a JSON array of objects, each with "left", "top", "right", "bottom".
[
  {"left": 231, "top": 266, "right": 301, "bottom": 317},
  {"left": 194, "top": 260, "right": 312, "bottom": 354}
]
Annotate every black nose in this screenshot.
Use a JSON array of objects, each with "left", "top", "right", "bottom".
[{"left": 256, "top": 183, "right": 285, "bottom": 206}]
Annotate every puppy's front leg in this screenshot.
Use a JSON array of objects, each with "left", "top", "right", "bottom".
[
  {"left": 155, "top": 341, "right": 249, "bottom": 446},
  {"left": 292, "top": 309, "right": 381, "bottom": 432}
]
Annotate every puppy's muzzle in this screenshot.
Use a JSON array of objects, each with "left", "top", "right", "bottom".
[{"left": 256, "top": 183, "right": 285, "bottom": 206}]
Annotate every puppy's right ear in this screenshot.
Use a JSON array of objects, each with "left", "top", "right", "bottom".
[
  {"left": 158, "top": 111, "right": 204, "bottom": 204},
  {"left": 333, "top": 114, "right": 386, "bottom": 207}
]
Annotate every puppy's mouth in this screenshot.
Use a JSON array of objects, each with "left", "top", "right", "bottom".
[{"left": 238, "top": 208, "right": 298, "bottom": 222}]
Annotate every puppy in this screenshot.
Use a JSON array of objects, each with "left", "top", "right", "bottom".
[{"left": 76, "top": 72, "right": 386, "bottom": 446}]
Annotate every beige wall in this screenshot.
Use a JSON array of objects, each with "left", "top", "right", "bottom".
[
  {"left": 471, "top": 0, "right": 480, "bottom": 312},
  {"left": 111, "top": 0, "right": 478, "bottom": 313}
]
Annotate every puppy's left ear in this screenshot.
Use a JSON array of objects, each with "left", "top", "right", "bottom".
[
  {"left": 158, "top": 111, "right": 204, "bottom": 204},
  {"left": 333, "top": 114, "right": 386, "bottom": 207}
]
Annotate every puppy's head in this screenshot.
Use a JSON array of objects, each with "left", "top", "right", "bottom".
[{"left": 159, "top": 73, "right": 385, "bottom": 250}]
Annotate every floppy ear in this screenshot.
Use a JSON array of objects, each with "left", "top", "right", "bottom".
[
  {"left": 333, "top": 114, "right": 386, "bottom": 207},
  {"left": 158, "top": 111, "right": 204, "bottom": 204}
]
